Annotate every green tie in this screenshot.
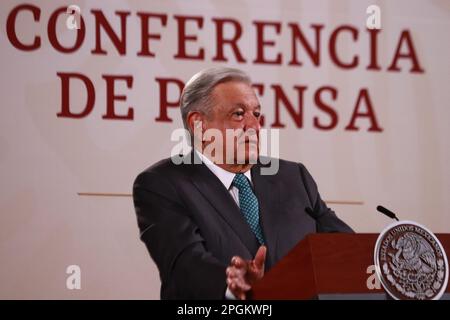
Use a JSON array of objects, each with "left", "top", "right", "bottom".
[{"left": 232, "top": 173, "right": 265, "bottom": 245}]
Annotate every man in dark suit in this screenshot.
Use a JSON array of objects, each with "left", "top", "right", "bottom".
[{"left": 133, "top": 67, "right": 353, "bottom": 300}]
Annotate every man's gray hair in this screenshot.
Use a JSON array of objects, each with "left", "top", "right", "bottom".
[{"left": 180, "top": 67, "right": 251, "bottom": 132}]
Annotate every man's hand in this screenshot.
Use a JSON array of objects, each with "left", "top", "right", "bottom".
[{"left": 226, "top": 245, "right": 266, "bottom": 300}]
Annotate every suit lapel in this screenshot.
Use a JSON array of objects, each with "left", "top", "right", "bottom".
[
  {"left": 251, "top": 162, "right": 280, "bottom": 269},
  {"left": 188, "top": 152, "right": 259, "bottom": 256}
]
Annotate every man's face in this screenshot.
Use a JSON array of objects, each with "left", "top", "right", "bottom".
[{"left": 201, "top": 81, "right": 261, "bottom": 165}]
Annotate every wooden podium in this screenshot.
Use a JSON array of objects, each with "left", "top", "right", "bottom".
[{"left": 251, "top": 233, "right": 450, "bottom": 300}]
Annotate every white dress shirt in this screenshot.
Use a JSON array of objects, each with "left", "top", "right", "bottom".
[
  {"left": 195, "top": 150, "right": 253, "bottom": 205},
  {"left": 194, "top": 150, "right": 253, "bottom": 300}
]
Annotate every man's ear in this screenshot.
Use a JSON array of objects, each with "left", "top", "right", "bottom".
[{"left": 187, "top": 111, "right": 204, "bottom": 136}]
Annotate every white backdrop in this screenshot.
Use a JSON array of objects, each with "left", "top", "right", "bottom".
[{"left": 0, "top": 0, "right": 449, "bottom": 299}]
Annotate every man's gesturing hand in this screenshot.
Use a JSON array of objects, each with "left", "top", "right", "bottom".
[{"left": 226, "top": 245, "right": 267, "bottom": 300}]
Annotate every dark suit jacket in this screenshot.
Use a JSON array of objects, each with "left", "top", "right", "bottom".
[{"left": 133, "top": 152, "right": 353, "bottom": 299}]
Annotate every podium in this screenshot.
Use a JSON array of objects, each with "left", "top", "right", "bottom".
[{"left": 251, "top": 233, "right": 450, "bottom": 300}]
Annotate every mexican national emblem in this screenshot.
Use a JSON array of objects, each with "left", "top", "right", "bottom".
[{"left": 374, "top": 221, "right": 449, "bottom": 300}]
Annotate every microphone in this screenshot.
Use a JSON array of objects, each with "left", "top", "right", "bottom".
[{"left": 376, "top": 205, "right": 400, "bottom": 221}]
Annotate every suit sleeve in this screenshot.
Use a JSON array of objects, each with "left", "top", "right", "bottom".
[
  {"left": 298, "top": 163, "right": 354, "bottom": 233},
  {"left": 133, "top": 171, "right": 228, "bottom": 299}
]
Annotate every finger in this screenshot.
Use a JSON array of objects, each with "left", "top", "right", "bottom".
[
  {"left": 227, "top": 272, "right": 243, "bottom": 281},
  {"left": 227, "top": 278, "right": 239, "bottom": 290},
  {"left": 227, "top": 272, "right": 245, "bottom": 287},
  {"left": 254, "top": 246, "right": 267, "bottom": 270},
  {"left": 227, "top": 266, "right": 246, "bottom": 278},
  {"left": 226, "top": 269, "right": 238, "bottom": 279},
  {"left": 231, "top": 274, "right": 252, "bottom": 291},
  {"left": 227, "top": 274, "right": 251, "bottom": 291},
  {"left": 231, "top": 256, "right": 247, "bottom": 268},
  {"left": 228, "top": 277, "right": 251, "bottom": 292},
  {"left": 227, "top": 279, "right": 245, "bottom": 299}
]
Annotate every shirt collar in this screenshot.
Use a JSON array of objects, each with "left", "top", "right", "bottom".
[{"left": 195, "top": 149, "right": 252, "bottom": 189}]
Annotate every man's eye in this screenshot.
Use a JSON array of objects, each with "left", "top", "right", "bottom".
[
  {"left": 233, "top": 111, "right": 244, "bottom": 117},
  {"left": 253, "top": 111, "right": 261, "bottom": 118}
]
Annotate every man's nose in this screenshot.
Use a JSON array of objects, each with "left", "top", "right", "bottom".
[{"left": 243, "top": 112, "right": 261, "bottom": 132}]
